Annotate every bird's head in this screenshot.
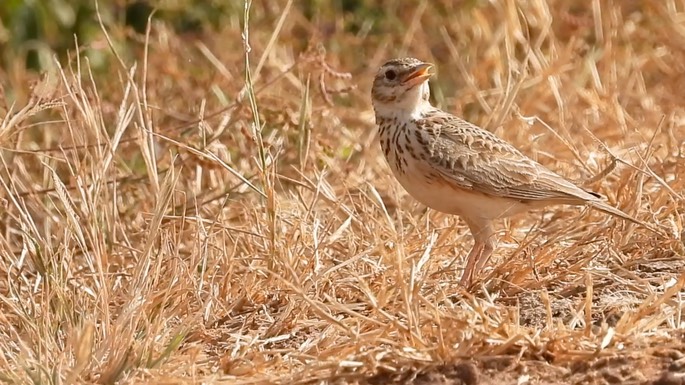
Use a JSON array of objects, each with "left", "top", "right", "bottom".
[{"left": 371, "top": 57, "right": 434, "bottom": 118}]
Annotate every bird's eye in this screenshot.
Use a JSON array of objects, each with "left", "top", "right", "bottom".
[{"left": 384, "top": 70, "right": 397, "bottom": 80}]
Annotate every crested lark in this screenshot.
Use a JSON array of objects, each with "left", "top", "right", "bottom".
[{"left": 371, "top": 57, "right": 660, "bottom": 287}]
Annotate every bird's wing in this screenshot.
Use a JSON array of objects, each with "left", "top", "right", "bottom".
[{"left": 418, "top": 110, "right": 600, "bottom": 203}]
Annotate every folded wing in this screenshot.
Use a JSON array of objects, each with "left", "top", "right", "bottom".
[{"left": 419, "top": 111, "right": 601, "bottom": 204}]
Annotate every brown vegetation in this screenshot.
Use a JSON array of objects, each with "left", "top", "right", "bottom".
[{"left": 1, "top": 1, "right": 684, "bottom": 384}]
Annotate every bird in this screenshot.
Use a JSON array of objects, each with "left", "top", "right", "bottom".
[{"left": 370, "top": 57, "right": 661, "bottom": 288}]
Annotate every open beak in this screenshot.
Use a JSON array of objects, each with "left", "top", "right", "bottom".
[{"left": 401, "top": 63, "right": 434, "bottom": 87}]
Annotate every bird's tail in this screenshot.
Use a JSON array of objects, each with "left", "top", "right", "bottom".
[{"left": 588, "top": 200, "right": 663, "bottom": 236}]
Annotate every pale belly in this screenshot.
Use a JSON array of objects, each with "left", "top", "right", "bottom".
[{"left": 389, "top": 159, "right": 531, "bottom": 221}]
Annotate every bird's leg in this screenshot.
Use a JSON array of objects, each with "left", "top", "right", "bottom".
[
  {"left": 475, "top": 226, "right": 496, "bottom": 274},
  {"left": 459, "top": 218, "right": 495, "bottom": 287},
  {"left": 459, "top": 241, "right": 483, "bottom": 287}
]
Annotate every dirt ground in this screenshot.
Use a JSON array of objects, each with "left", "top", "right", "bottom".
[{"left": 366, "top": 354, "right": 683, "bottom": 385}]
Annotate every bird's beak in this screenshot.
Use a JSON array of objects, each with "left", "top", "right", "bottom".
[{"left": 402, "top": 63, "right": 434, "bottom": 86}]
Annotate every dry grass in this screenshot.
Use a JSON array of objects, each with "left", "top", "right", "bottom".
[{"left": 1, "top": 1, "right": 685, "bottom": 384}]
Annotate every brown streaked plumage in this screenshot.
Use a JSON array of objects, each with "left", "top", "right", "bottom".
[{"left": 371, "top": 57, "right": 661, "bottom": 288}]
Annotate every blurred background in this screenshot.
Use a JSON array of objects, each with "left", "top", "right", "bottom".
[
  {"left": 0, "top": 0, "right": 239, "bottom": 70},
  {"left": 2, "top": 1, "right": 672, "bottom": 159},
  {"left": 0, "top": 0, "right": 631, "bottom": 124},
  {"left": 0, "top": 0, "right": 436, "bottom": 70}
]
